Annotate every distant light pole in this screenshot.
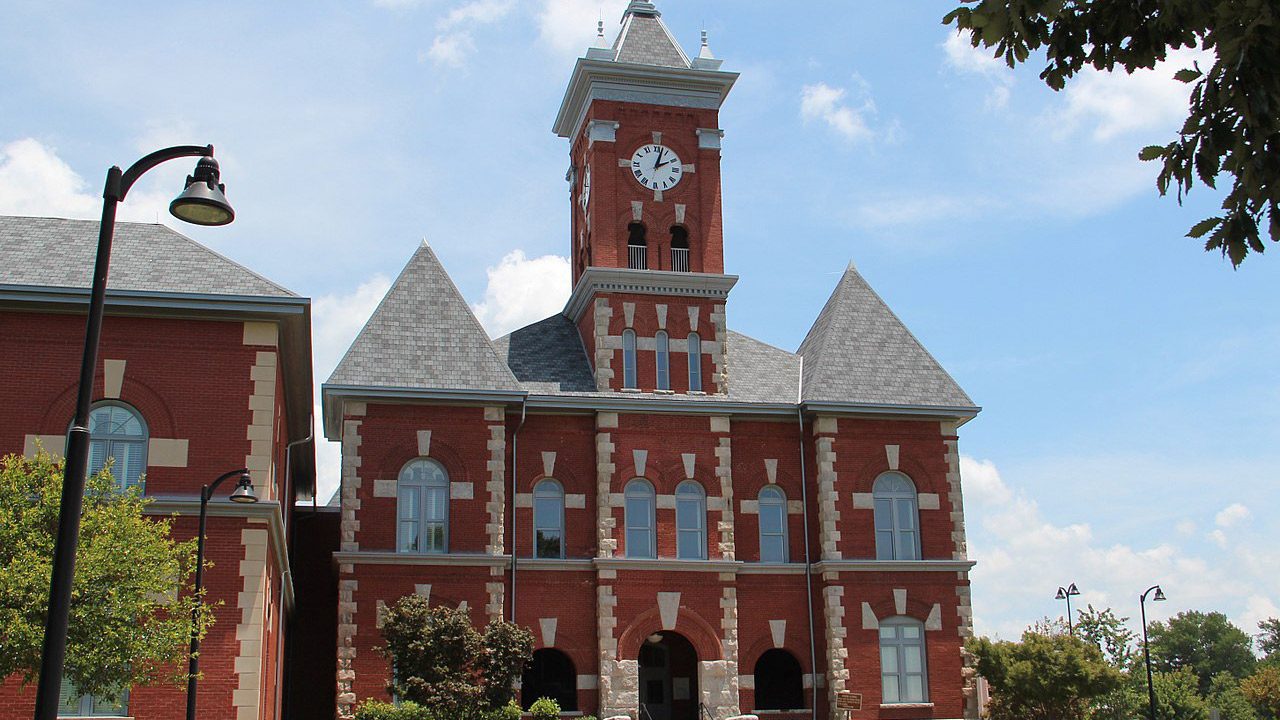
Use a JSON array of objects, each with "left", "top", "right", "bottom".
[
  {"left": 33, "top": 145, "right": 234, "bottom": 720},
  {"left": 187, "top": 469, "right": 259, "bottom": 720},
  {"left": 1140, "top": 584, "right": 1167, "bottom": 720},
  {"left": 1055, "top": 582, "right": 1081, "bottom": 635}
]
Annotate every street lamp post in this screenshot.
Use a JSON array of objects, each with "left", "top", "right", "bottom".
[
  {"left": 1055, "top": 582, "right": 1081, "bottom": 636},
  {"left": 1140, "top": 584, "right": 1167, "bottom": 720},
  {"left": 32, "top": 145, "right": 234, "bottom": 720},
  {"left": 187, "top": 469, "right": 258, "bottom": 720}
]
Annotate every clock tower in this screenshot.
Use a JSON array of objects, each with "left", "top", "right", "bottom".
[{"left": 554, "top": 0, "right": 740, "bottom": 394}]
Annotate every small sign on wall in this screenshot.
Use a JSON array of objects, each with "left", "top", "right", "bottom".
[
  {"left": 835, "top": 692, "right": 863, "bottom": 711},
  {"left": 673, "top": 677, "right": 690, "bottom": 700}
]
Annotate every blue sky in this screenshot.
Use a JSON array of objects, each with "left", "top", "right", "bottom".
[{"left": 2, "top": 0, "right": 1276, "bottom": 643}]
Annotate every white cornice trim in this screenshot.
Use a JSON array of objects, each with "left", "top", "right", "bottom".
[
  {"left": 553, "top": 58, "right": 739, "bottom": 139},
  {"left": 143, "top": 497, "right": 294, "bottom": 610},
  {"left": 594, "top": 557, "right": 743, "bottom": 573},
  {"left": 334, "top": 551, "right": 512, "bottom": 568},
  {"left": 563, "top": 267, "right": 738, "bottom": 323},
  {"left": 515, "top": 559, "right": 595, "bottom": 571},
  {"left": 811, "top": 560, "right": 976, "bottom": 574},
  {"left": 737, "top": 563, "right": 808, "bottom": 575}
]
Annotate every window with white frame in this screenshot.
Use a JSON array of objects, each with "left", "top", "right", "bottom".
[
  {"left": 879, "top": 618, "right": 928, "bottom": 704},
  {"left": 758, "top": 485, "right": 788, "bottom": 563},
  {"left": 533, "top": 479, "right": 565, "bottom": 559},
  {"left": 624, "top": 479, "right": 656, "bottom": 558},
  {"left": 873, "top": 471, "right": 920, "bottom": 561},
  {"left": 87, "top": 402, "right": 147, "bottom": 490},
  {"left": 655, "top": 331, "right": 670, "bottom": 390},
  {"left": 687, "top": 332, "right": 702, "bottom": 392},
  {"left": 398, "top": 458, "right": 449, "bottom": 553},
  {"left": 58, "top": 679, "right": 127, "bottom": 718},
  {"left": 675, "top": 480, "right": 706, "bottom": 560},
  {"left": 622, "top": 329, "right": 638, "bottom": 389}
]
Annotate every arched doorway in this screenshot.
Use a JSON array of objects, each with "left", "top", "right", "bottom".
[
  {"left": 753, "top": 649, "right": 804, "bottom": 710},
  {"left": 522, "top": 648, "right": 577, "bottom": 711},
  {"left": 638, "top": 631, "right": 698, "bottom": 720}
]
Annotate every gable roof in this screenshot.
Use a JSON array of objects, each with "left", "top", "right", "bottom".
[
  {"left": 611, "top": 2, "right": 690, "bottom": 69},
  {"left": 797, "top": 263, "right": 975, "bottom": 409},
  {"left": 326, "top": 242, "right": 521, "bottom": 393},
  {"left": 0, "top": 215, "right": 296, "bottom": 298}
]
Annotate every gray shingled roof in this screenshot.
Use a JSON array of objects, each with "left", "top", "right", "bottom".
[
  {"left": 797, "top": 263, "right": 974, "bottom": 408},
  {"left": 0, "top": 215, "right": 295, "bottom": 297},
  {"left": 612, "top": 4, "right": 690, "bottom": 69},
  {"left": 327, "top": 242, "right": 521, "bottom": 392}
]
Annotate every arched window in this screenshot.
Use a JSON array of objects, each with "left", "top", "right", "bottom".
[
  {"left": 627, "top": 222, "right": 647, "bottom": 269},
  {"left": 873, "top": 472, "right": 920, "bottom": 561},
  {"left": 758, "top": 486, "right": 788, "bottom": 563},
  {"left": 622, "top": 329, "right": 638, "bottom": 389},
  {"left": 87, "top": 402, "right": 148, "bottom": 490},
  {"left": 533, "top": 480, "right": 565, "bottom": 559},
  {"left": 687, "top": 333, "right": 702, "bottom": 392},
  {"left": 879, "top": 618, "right": 928, "bottom": 704},
  {"left": 670, "top": 226, "right": 690, "bottom": 272},
  {"left": 398, "top": 459, "right": 449, "bottom": 554},
  {"left": 624, "top": 479, "right": 656, "bottom": 558},
  {"left": 754, "top": 649, "right": 804, "bottom": 710},
  {"left": 521, "top": 648, "right": 578, "bottom": 711},
  {"left": 675, "top": 481, "right": 706, "bottom": 560},
  {"left": 655, "top": 331, "right": 670, "bottom": 391}
]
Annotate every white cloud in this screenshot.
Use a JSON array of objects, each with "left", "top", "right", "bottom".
[
  {"left": 439, "top": 0, "right": 513, "bottom": 29},
  {"left": 421, "top": 0, "right": 513, "bottom": 67},
  {"left": 425, "top": 32, "right": 476, "bottom": 67},
  {"left": 941, "top": 30, "right": 1016, "bottom": 109},
  {"left": 537, "top": 0, "right": 629, "bottom": 56},
  {"left": 800, "top": 82, "right": 874, "bottom": 143},
  {"left": 471, "top": 249, "right": 570, "bottom": 338},
  {"left": 311, "top": 275, "right": 393, "bottom": 503},
  {"left": 1059, "top": 47, "right": 1212, "bottom": 141},
  {"left": 1215, "top": 503, "right": 1252, "bottom": 528},
  {"left": 0, "top": 138, "right": 178, "bottom": 225},
  {"left": 964, "top": 455, "right": 1277, "bottom": 642}
]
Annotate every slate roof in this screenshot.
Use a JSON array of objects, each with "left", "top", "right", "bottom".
[
  {"left": 327, "top": 242, "right": 522, "bottom": 392},
  {"left": 492, "top": 314, "right": 597, "bottom": 394},
  {"left": 611, "top": 2, "right": 690, "bottom": 69},
  {"left": 797, "top": 263, "right": 974, "bottom": 409},
  {"left": 0, "top": 215, "right": 295, "bottom": 297}
]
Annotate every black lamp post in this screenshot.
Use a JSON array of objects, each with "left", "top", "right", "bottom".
[
  {"left": 1055, "top": 582, "right": 1081, "bottom": 636},
  {"left": 1140, "top": 584, "right": 1167, "bottom": 720},
  {"left": 187, "top": 469, "right": 258, "bottom": 720},
  {"left": 32, "top": 145, "right": 234, "bottom": 720}
]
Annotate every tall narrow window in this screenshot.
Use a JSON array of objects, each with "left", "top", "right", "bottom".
[
  {"left": 59, "top": 680, "right": 128, "bottom": 717},
  {"left": 670, "top": 226, "right": 690, "bottom": 272},
  {"left": 675, "top": 481, "right": 706, "bottom": 560},
  {"left": 398, "top": 459, "right": 449, "bottom": 553},
  {"left": 624, "top": 479, "right": 656, "bottom": 558},
  {"left": 627, "top": 223, "right": 648, "bottom": 270},
  {"left": 687, "top": 333, "right": 702, "bottom": 392},
  {"left": 873, "top": 472, "right": 920, "bottom": 561},
  {"left": 880, "top": 618, "right": 928, "bottom": 704},
  {"left": 87, "top": 402, "right": 147, "bottom": 490},
  {"left": 533, "top": 480, "right": 565, "bottom": 559},
  {"left": 758, "top": 486, "right": 788, "bottom": 563},
  {"left": 622, "top": 329, "right": 638, "bottom": 389},
  {"left": 655, "top": 331, "right": 670, "bottom": 390}
]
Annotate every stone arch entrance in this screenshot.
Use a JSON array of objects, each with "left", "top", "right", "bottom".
[{"left": 637, "top": 631, "right": 699, "bottom": 720}]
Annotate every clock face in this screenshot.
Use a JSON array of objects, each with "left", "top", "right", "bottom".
[
  {"left": 630, "top": 144, "right": 683, "bottom": 191},
  {"left": 580, "top": 166, "right": 591, "bottom": 213}
]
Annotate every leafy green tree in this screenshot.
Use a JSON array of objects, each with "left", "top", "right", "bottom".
[
  {"left": 1241, "top": 665, "right": 1280, "bottom": 718},
  {"left": 1209, "top": 671, "right": 1261, "bottom": 720},
  {"left": 0, "top": 451, "right": 213, "bottom": 699},
  {"left": 967, "top": 630, "right": 1125, "bottom": 720},
  {"left": 380, "top": 595, "right": 533, "bottom": 718},
  {"left": 943, "top": 0, "right": 1280, "bottom": 266},
  {"left": 1259, "top": 618, "right": 1280, "bottom": 661},
  {"left": 1077, "top": 604, "right": 1140, "bottom": 669},
  {"left": 1147, "top": 611, "right": 1257, "bottom": 694},
  {"left": 1152, "top": 668, "right": 1211, "bottom": 720}
]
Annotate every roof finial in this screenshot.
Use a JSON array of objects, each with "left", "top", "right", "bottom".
[
  {"left": 698, "top": 29, "right": 715, "bottom": 60},
  {"left": 622, "top": 0, "right": 660, "bottom": 21}
]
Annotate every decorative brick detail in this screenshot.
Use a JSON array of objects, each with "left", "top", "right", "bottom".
[
  {"left": 710, "top": 303, "right": 729, "bottom": 395},
  {"left": 596, "top": 424, "right": 617, "bottom": 558},
  {"left": 598, "top": 583, "right": 637, "bottom": 717},
  {"left": 958, "top": 585, "right": 979, "bottom": 718},
  {"left": 340, "top": 419, "right": 363, "bottom": 553},
  {"left": 486, "top": 581, "right": 506, "bottom": 623},
  {"left": 942, "top": 421, "right": 968, "bottom": 560},
  {"left": 714, "top": 437, "right": 735, "bottom": 560},
  {"left": 235, "top": 528, "right": 269, "bottom": 720},
  {"left": 245, "top": 350, "right": 277, "bottom": 499},
  {"left": 486, "top": 409, "right": 506, "bottom": 556},
  {"left": 593, "top": 299, "right": 614, "bottom": 390},
  {"left": 701, "top": 585, "right": 741, "bottom": 719},
  {"left": 336, "top": 411, "right": 364, "bottom": 720},
  {"left": 336, "top": 578, "right": 359, "bottom": 719},
  {"left": 822, "top": 585, "right": 850, "bottom": 713},
  {"left": 814, "top": 427, "right": 841, "bottom": 561}
]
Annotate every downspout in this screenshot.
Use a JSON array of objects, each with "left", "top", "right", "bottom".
[
  {"left": 279, "top": 416, "right": 313, "bottom": 720},
  {"left": 796, "top": 358, "right": 819, "bottom": 720},
  {"left": 509, "top": 399, "right": 528, "bottom": 622}
]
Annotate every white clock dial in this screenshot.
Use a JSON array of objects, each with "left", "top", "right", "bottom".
[
  {"left": 580, "top": 166, "right": 591, "bottom": 213},
  {"left": 629, "top": 143, "right": 683, "bottom": 192}
]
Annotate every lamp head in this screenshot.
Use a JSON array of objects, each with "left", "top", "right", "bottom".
[
  {"left": 1153, "top": 586, "right": 1166, "bottom": 602},
  {"left": 646, "top": 632, "right": 663, "bottom": 644},
  {"left": 1056, "top": 588, "right": 1067, "bottom": 600},
  {"left": 170, "top": 156, "right": 235, "bottom": 226},
  {"left": 1067, "top": 583, "right": 1080, "bottom": 596},
  {"left": 229, "top": 472, "right": 258, "bottom": 504}
]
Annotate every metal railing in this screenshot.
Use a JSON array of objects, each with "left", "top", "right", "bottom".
[
  {"left": 670, "top": 247, "right": 690, "bottom": 272},
  {"left": 628, "top": 244, "right": 648, "bottom": 270},
  {"left": 699, "top": 702, "right": 716, "bottom": 720},
  {"left": 639, "top": 702, "right": 656, "bottom": 720}
]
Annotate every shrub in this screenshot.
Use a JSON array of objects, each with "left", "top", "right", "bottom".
[{"left": 529, "top": 697, "right": 561, "bottom": 720}]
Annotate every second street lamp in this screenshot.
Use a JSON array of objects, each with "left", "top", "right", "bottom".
[
  {"left": 1056, "top": 582, "right": 1081, "bottom": 636},
  {"left": 1140, "top": 584, "right": 1167, "bottom": 720}
]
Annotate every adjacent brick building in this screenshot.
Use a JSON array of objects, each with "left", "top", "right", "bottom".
[
  {"left": 0, "top": 216, "right": 316, "bottom": 720},
  {"left": 323, "top": 3, "right": 982, "bottom": 720}
]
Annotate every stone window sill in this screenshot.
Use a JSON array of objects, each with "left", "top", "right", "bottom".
[{"left": 880, "top": 702, "right": 934, "bottom": 709}]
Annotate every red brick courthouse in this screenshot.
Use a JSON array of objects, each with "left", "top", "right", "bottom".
[{"left": 323, "top": 4, "right": 981, "bottom": 720}]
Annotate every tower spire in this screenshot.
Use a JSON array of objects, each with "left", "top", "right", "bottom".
[{"left": 622, "top": 0, "right": 660, "bottom": 21}]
